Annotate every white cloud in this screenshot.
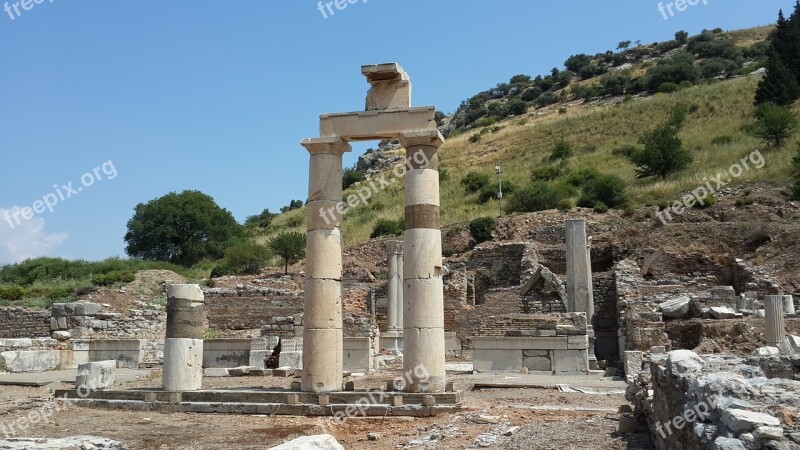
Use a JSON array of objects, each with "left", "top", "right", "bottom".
[{"left": 0, "top": 207, "right": 69, "bottom": 265}]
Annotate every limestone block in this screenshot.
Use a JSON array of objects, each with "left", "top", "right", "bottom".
[
  {"left": 405, "top": 169, "right": 440, "bottom": 206},
  {"left": 362, "top": 63, "right": 411, "bottom": 111},
  {"left": 53, "top": 331, "right": 71, "bottom": 340},
  {"left": 319, "top": 107, "right": 436, "bottom": 141},
  {"left": 711, "top": 437, "right": 746, "bottom": 450},
  {"left": 721, "top": 409, "right": 780, "bottom": 433},
  {"left": 268, "top": 435, "right": 344, "bottom": 450},
  {"left": 279, "top": 351, "right": 303, "bottom": 369},
  {"left": 623, "top": 351, "right": 644, "bottom": 377},
  {"left": 306, "top": 229, "right": 343, "bottom": 280},
  {"left": 403, "top": 229, "right": 443, "bottom": 280},
  {"left": 403, "top": 278, "right": 444, "bottom": 329},
  {"left": 203, "top": 368, "right": 230, "bottom": 377},
  {"left": 0, "top": 350, "right": 59, "bottom": 373},
  {"left": 303, "top": 279, "right": 343, "bottom": 329},
  {"left": 753, "top": 346, "right": 780, "bottom": 356},
  {"left": 778, "top": 335, "right": 800, "bottom": 355},
  {"left": 552, "top": 350, "right": 589, "bottom": 374},
  {"left": 752, "top": 426, "right": 784, "bottom": 441},
  {"left": 474, "top": 349, "right": 523, "bottom": 372},
  {"left": 659, "top": 296, "right": 692, "bottom": 319},
  {"left": 710, "top": 307, "right": 737, "bottom": 319},
  {"left": 784, "top": 295, "right": 796, "bottom": 315},
  {"left": 76, "top": 360, "right": 116, "bottom": 391},
  {"left": 403, "top": 327, "right": 446, "bottom": 392},
  {"left": 0, "top": 339, "right": 32, "bottom": 349},
  {"left": 162, "top": 338, "right": 203, "bottom": 392},
  {"left": 470, "top": 336, "right": 570, "bottom": 351},
  {"left": 302, "top": 328, "right": 344, "bottom": 393},
  {"left": 308, "top": 153, "right": 344, "bottom": 202},
  {"left": 567, "top": 335, "right": 589, "bottom": 350},
  {"left": 667, "top": 350, "right": 704, "bottom": 375}
]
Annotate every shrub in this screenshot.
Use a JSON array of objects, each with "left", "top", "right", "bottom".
[
  {"left": 793, "top": 143, "right": 800, "bottom": 200},
  {"left": 565, "top": 168, "right": 601, "bottom": 187},
  {"left": 210, "top": 264, "right": 235, "bottom": 278},
  {"left": 631, "top": 106, "right": 693, "bottom": 178},
  {"left": 749, "top": 103, "right": 799, "bottom": 148},
  {"left": 693, "top": 194, "right": 715, "bottom": 208},
  {"left": 711, "top": 135, "right": 734, "bottom": 145},
  {"left": 531, "top": 165, "right": 565, "bottom": 182},
  {"left": 521, "top": 87, "right": 543, "bottom": 102},
  {"left": 343, "top": 165, "right": 366, "bottom": 189},
  {"left": 224, "top": 241, "right": 271, "bottom": 275},
  {"left": 91, "top": 271, "right": 135, "bottom": 287},
  {"left": 536, "top": 92, "right": 560, "bottom": 108},
  {"left": 0, "top": 285, "right": 25, "bottom": 300},
  {"left": 439, "top": 168, "right": 450, "bottom": 182},
  {"left": 507, "top": 181, "right": 570, "bottom": 213},
  {"left": 557, "top": 198, "right": 575, "bottom": 211},
  {"left": 645, "top": 52, "right": 698, "bottom": 92},
  {"left": 507, "top": 99, "right": 528, "bottom": 116},
  {"left": 549, "top": 140, "right": 573, "bottom": 161},
  {"left": 469, "top": 217, "right": 497, "bottom": 243},
  {"left": 461, "top": 172, "right": 490, "bottom": 194},
  {"left": 593, "top": 202, "right": 609, "bottom": 213},
  {"left": 577, "top": 174, "right": 628, "bottom": 208},
  {"left": 658, "top": 82, "right": 679, "bottom": 93},
  {"left": 469, "top": 134, "right": 481, "bottom": 143},
  {"left": 479, "top": 180, "right": 516, "bottom": 204},
  {"left": 612, "top": 144, "right": 641, "bottom": 159},
  {"left": 370, "top": 219, "right": 405, "bottom": 239}
]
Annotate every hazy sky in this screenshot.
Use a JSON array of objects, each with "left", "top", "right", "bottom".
[{"left": 0, "top": 0, "right": 794, "bottom": 264}]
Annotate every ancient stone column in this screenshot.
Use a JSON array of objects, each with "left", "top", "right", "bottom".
[
  {"left": 764, "top": 295, "right": 786, "bottom": 347},
  {"left": 163, "top": 284, "right": 204, "bottom": 392},
  {"left": 301, "top": 137, "right": 351, "bottom": 393},
  {"left": 400, "top": 130, "right": 446, "bottom": 393},
  {"left": 383, "top": 241, "right": 404, "bottom": 351},
  {"left": 565, "top": 219, "right": 596, "bottom": 368},
  {"left": 783, "top": 295, "right": 796, "bottom": 315}
]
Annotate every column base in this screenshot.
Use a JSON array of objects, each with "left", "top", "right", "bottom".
[{"left": 381, "top": 329, "right": 404, "bottom": 352}]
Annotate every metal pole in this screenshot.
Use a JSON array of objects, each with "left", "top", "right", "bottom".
[{"left": 496, "top": 166, "right": 503, "bottom": 217}]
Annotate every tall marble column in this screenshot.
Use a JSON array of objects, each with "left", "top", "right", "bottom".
[
  {"left": 400, "top": 130, "right": 446, "bottom": 393},
  {"left": 163, "top": 284, "right": 204, "bottom": 392},
  {"left": 383, "top": 240, "right": 404, "bottom": 351},
  {"left": 301, "top": 137, "right": 351, "bottom": 393},
  {"left": 764, "top": 295, "right": 786, "bottom": 347},
  {"left": 565, "top": 219, "right": 596, "bottom": 369}
]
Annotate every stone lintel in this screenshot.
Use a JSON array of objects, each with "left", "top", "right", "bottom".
[
  {"left": 301, "top": 137, "right": 352, "bottom": 155},
  {"left": 319, "top": 107, "right": 436, "bottom": 141},
  {"left": 361, "top": 63, "right": 409, "bottom": 83},
  {"left": 399, "top": 130, "right": 445, "bottom": 150}
]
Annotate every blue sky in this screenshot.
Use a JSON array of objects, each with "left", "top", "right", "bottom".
[{"left": 0, "top": 0, "right": 793, "bottom": 264}]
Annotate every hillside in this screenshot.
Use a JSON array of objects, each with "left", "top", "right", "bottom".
[{"left": 262, "top": 26, "right": 797, "bottom": 247}]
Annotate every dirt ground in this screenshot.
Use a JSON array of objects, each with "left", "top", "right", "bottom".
[{"left": 0, "top": 371, "right": 654, "bottom": 450}]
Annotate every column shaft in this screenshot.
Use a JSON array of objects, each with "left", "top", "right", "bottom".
[
  {"left": 163, "top": 284, "right": 204, "bottom": 392},
  {"left": 387, "top": 243, "right": 399, "bottom": 330},
  {"left": 301, "top": 137, "right": 351, "bottom": 393},
  {"left": 765, "top": 295, "right": 786, "bottom": 347},
  {"left": 400, "top": 131, "right": 445, "bottom": 393},
  {"left": 565, "top": 219, "right": 596, "bottom": 368}
]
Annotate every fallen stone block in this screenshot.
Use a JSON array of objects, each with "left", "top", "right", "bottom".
[
  {"left": 228, "top": 366, "right": 254, "bottom": 377},
  {"left": 76, "top": 360, "right": 116, "bottom": 391},
  {"left": 721, "top": 409, "right": 781, "bottom": 433},
  {"left": 0, "top": 350, "right": 59, "bottom": 373},
  {"left": 753, "top": 426, "right": 784, "bottom": 441},
  {"left": 753, "top": 347, "right": 781, "bottom": 356},
  {"left": 273, "top": 367, "right": 295, "bottom": 377},
  {"left": 278, "top": 351, "right": 303, "bottom": 369},
  {"left": 53, "top": 331, "right": 71, "bottom": 340},
  {"left": 660, "top": 296, "right": 692, "bottom": 319},
  {"left": 667, "top": 350, "right": 704, "bottom": 375},
  {"left": 712, "top": 436, "right": 746, "bottom": 450},
  {"left": 248, "top": 368, "right": 272, "bottom": 376},
  {"left": 268, "top": 434, "right": 344, "bottom": 450},
  {"left": 710, "top": 307, "right": 738, "bottom": 319},
  {"left": 203, "top": 368, "right": 230, "bottom": 377}
]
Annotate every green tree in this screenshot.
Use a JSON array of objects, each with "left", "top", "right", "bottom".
[
  {"left": 755, "top": 49, "right": 800, "bottom": 106},
  {"left": 343, "top": 165, "right": 366, "bottom": 189},
  {"left": 507, "top": 99, "right": 528, "bottom": 116},
  {"left": 617, "top": 41, "right": 631, "bottom": 50},
  {"left": 269, "top": 232, "right": 306, "bottom": 275},
  {"left": 577, "top": 174, "right": 628, "bottom": 208},
  {"left": 749, "top": 103, "right": 799, "bottom": 148},
  {"left": 469, "top": 217, "right": 497, "bottom": 243},
  {"left": 124, "top": 191, "right": 240, "bottom": 266},
  {"left": 281, "top": 200, "right": 304, "bottom": 213},
  {"left": 675, "top": 31, "right": 689, "bottom": 44},
  {"left": 507, "top": 182, "right": 565, "bottom": 213},
  {"left": 224, "top": 241, "right": 271, "bottom": 275},
  {"left": 434, "top": 111, "right": 447, "bottom": 126},
  {"left": 244, "top": 209, "right": 276, "bottom": 229},
  {"left": 630, "top": 107, "right": 693, "bottom": 178}
]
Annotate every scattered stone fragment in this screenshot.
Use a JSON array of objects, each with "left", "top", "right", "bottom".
[{"left": 268, "top": 434, "right": 344, "bottom": 450}]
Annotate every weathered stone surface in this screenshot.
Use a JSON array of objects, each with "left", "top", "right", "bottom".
[
  {"left": 228, "top": 366, "right": 254, "bottom": 377},
  {"left": 53, "top": 331, "right": 71, "bottom": 340},
  {"left": 753, "top": 426, "right": 785, "bottom": 441},
  {"left": 268, "top": 434, "right": 344, "bottom": 450},
  {"left": 203, "top": 368, "right": 230, "bottom": 377},
  {"left": 712, "top": 437, "right": 747, "bottom": 450},
  {"left": 710, "top": 307, "right": 738, "bottom": 319},
  {"left": 778, "top": 336, "right": 800, "bottom": 355},
  {"left": 660, "top": 296, "right": 692, "bottom": 319},
  {"left": 0, "top": 350, "right": 59, "bottom": 373},
  {"left": 722, "top": 409, "right": 781, "bottom": 433},
  {"left": 76, "top": 360, "right": 116, "bottom": 391},
  {"left": 667, "top": 350, "right": 704, "bottom": 375},
  {"left": 0, "top": 436, "right": 123, "bottom": 449}
]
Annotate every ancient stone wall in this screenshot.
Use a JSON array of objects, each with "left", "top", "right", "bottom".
[
  {"left": 204, "top": 290, "right": 303, "bottom": 331},
  {"left": 0, "top": 308, "right": 51, "bottom": 338}
]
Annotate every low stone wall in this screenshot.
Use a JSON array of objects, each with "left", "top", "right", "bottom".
[
  {"left": 0, "top": 308, "right": 51, "bottom": 338},
  {"left": 628, "top": 350, "right": 800, "bottom": 449},
  {"left": 472, "top": 313, "right": 589, "bottom": 373},
  {"left": 204, "top": 290, "right": 303, "bottom": 331}
]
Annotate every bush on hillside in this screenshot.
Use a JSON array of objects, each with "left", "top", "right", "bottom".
[
  {"left": 549, "top": 140, "right": 573, "bottom": 161},
  {"left": 531, "top": 165, "right": 566, "bottom": 182},
  {"left": 577, "top": 174, "right": 628, "bottom": 209},
  {"left": 223, "top": 241, "right": 271, "bottom": 275},
  {"left": 749, "top": 103, "right": 799, "bottom": 148},
  {"left": 507, "top": 182, "right": 573, "bottom": 213},
  {"left": 370, "top": 219, "right": 405, "bottom": 239},
  {"left": 469, "top": 217, "right": 497, "bottom": 243},
  {"left": 461, "top": 172, "right": 491, "bottom": 193},
  {"left": 631, "top": 106, "right": 693, "bottom": 178},
  {"left": 91, "top": 271, "right": 136, "bottom": 287}
]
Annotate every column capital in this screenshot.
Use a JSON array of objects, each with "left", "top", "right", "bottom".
[
  {"left": 301, "top": 137, "right": 352, "bottom": 155},
  {"left": 399, "top": 130, "right": 445, "bottom": 149}
]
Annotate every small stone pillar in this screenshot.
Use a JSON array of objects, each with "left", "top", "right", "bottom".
[
  {"left": 163, "top": 284, "right": 204, "bottom": 392},
  {"left": 783, "top": 295, "right": 796, "bottom": 315},
  {"left": 565, "top": 219, "right": 596, "bottom": 369},
  {"left": 300, "top": 137, "right": 351, "bottom": 393},
  {"left": 383, "top": 240, "right": 404, "bottom": 351},
  {"left": 764, "top": 295, "right": 786, "bottom": 347},
  {"left": 400, "top": 130, "right": 446, "bottom": 393}
]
